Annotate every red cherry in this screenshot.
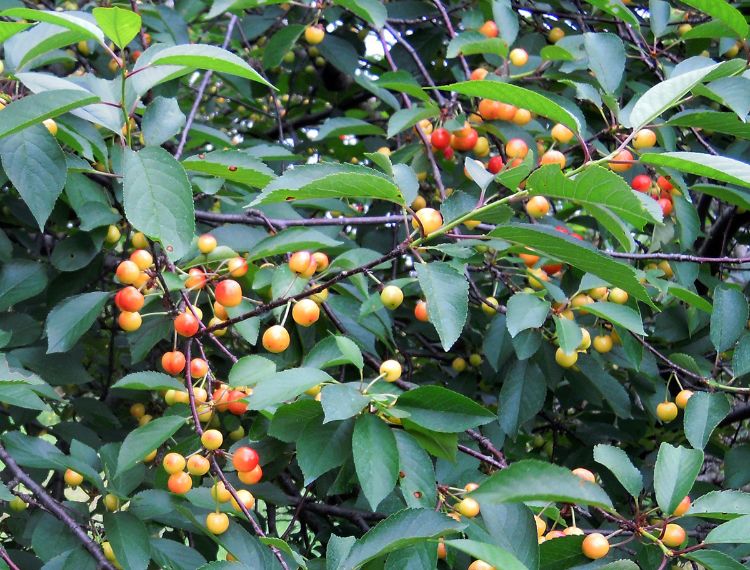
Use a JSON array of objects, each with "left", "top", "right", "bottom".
[
  {"left": 227, "top": 390, "right": 248, "bottom": 415},
  {"left": 631, "top": 174, "right": 652, "bottom": 192},
  {"left": 232, "top": 446, "right": 259, "bottom": 472},
  {"left": 487, "top": 156, "right": 504, "bottom": 174},
  {"left": 431, "top": 128, "right": 451, "bottom": 150},
  {"left": 442, "top": 147, "right": 454, "bottom": 160},
  {"left": 190, "top": 358, "right": 208, "bottom": 378},
  {"left": 658, "top": 198, "right": 673, "bottom": 216},
  {"left": 162, "top": 351, "right": 186, "bottom": 375},
  {"left": 114, "top": 286, "right": 144, "bottom": 312},
  {"left": 174, "top": 313, "right": 200, "bottom": 337},
  {"left": 657, "top": 175, "right": 674, "bottom": 192},
  {"left": 186, "top": 268, "right": 207, "bottom": 289},
  {"left": 215, "top": 279, "right": 242, "bottom": 308}
]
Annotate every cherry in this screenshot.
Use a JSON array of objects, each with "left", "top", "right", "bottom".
[
  {"left": 572, "top": 467, "right": 595, "bottom": 482},
  {"left": 456, "top": 497, "right": 480, "bottom": 518},
  {"left": 44, "top": 118, "right": 58, "bottom": 136},
  {"left": 174, "top": 313, "right": 200, "bottom": 337},
  {"left": 509, "top": 48, "right": 529, "bottom": 66},
  {"left": 482, "top": 296, "right": 499, "bottom": 315},
  {"left": 233, "top": 446, "right": 260, "bottom": 472},
  {"left": 167, "top": 472, "right": 192, "bottom": 494},
  {"left": 130, "top": 403, "right": 145, "bottom": 419},
  {"left": 431, "top": 127, "right": 451, "bottom": 149},
  {"left": 546, "top": 530, "right": 566, "bottom": 540},
  {"left": 473, "top": 136, "right": 490, "bottom": 157},
  {"left": 564, "top": 526, "right": 584, "bottom": 535},
  {"left": 657, "top": 401, "right": 679, "bottom": 422},
  {"left": 452, "top": 357, "right": 467, "bottom": 372},
  {"left": 525, "top": 196, "right": 550, "bottom": 218},
  {"left": 380, "top": 285, "right": 404, "bottom": 310},
  {"left": 469, "top": 353, "right": 482, "bottom": 367},
  {"left": 211, "top": 482, "right": 232, "bottom": 503},
  {"left": 496, "top": 103, "right": 517, "bottom": 121},
  {"left": 197, "top": 234, "right": 217, "bottom": 254},
  {"left": 593, "top": 334, "right": 613, "bottom": 353},
  {"left": 451, "top": 126, "right": 478, "bottom": 151},
  {"left": 105, "top": 225, "right": 121, "bottom": 245},
  {"left": 163, "top": 452, "right": 186, "bottom": 474},
  {"left": 437, "top": 540, "right": 447, "bottom": 560},
  {"left": 227, "top": 256, "right": 248, "bottom": 277},
  {"left": 304, "top": 25, "right": 325, "bottom": 44},
  {"left": 658, "top": 198, "right": 673, "bottom": 216},
  {"left": 505, "top": 138, "right": 529, "bottom": 158},
  {"left": 143, "top": 449, "right": 157, "bottom": 463},
  {"left": 289, "top": 251, "right": 316, "bottom": 275},
  {"left": 132, "top": 232, "right": 148, "bottom": 249},
  {"left": 214, "top": 301, "right": 229, "bottom": 320},
  {"left": 633, "top": 128, "right": 657, "bottom": 149},
  {"left": 227, "top": 390, "right": 248, "bottom": 415},
  {"left": 130, "top": 249, "right": 153, "bottom": 270},
  {"left": 312, "top": 252, "right": 329, "bottom": 272},
  {"left": 215, "top": 279, "right": 242, "bottom": 307},
  {"left": 470, "top": 68, "right": 488, "bottom": 81},
  {"left": 102, "top": 542, "right": 116, "bottom": 563},
  {"left": 535, "top": 516, "right": 546, "bottom": 537},
  {"left": 442, "top": 147, "right": 454, "bottom": 160},
  {"left": 540, "top": 150, "right": 566, "bottom": 168},
  {"left": 114, "top": 286, "right": 144, "bottom": 312},
  {"left": 673, "top": 495, "right": 691, "bottom": 516},
  {"left": 118, "top": 311, "right": 142, "bottom": 332},
  {"left": 478, "top": 99, "right": 501, "bottom": 120},
  {"left": 631, "top": 174, "right": 652, "bottom": 192},
  {"left": 520, "top": 252, "right": 540, "bottom": 267},
  {"left": 608, "top": 149, "right": 634, "bottom": 172},
  {"left": 201, "top": 429, "right": 223, "bottom": 450},
  {"left": 379, "top": 360, "right": 402, "bottom": 382},
  {"left": 416, "top": 119, "right": 433, "bottom": 135},
  {"left": 675, "top": 389, "right": 693, "bottom": 409},
  {"left": 414, "top": 300, "right": 429, "bottom": 322},
  {"left": 262, "top": 325, "right": 290, "bottom": 353},
  {"left": 582, "top": 533, "right": 610, "bottom": 559},
  {"left": 292, "top": 299, "right": 320, "bottom": 327},
  {"left": 478, "top": 20, "right": 498, "bottom": 38},
  {"left": 187, "top": 454, "right": 210, "bottom": 476},
  {"left": 468, "top": 561, "right": 494, "bottom": 570},
  {"left": 657, "top": 175, "right": 674, "bottom": 192},
  {"left": 101, "top": 493, "right": 120, "bottom": 512},
  {"left": 162, "top": 351, "right": 186, "bottom": 375},
  {"left": 487, "top": 155, "right": 504, "bottom": 174},
  {"left": 238, "top": 464, "right": 263, "bottom": 485},
  {"left": 230, "top": 489, "right": 256, "bottom": 512},
  {"left": 579, "top": 328, "right": 592, "bottom": 350},
  {"left": 64, "top": 469, "right": 83, "bottom": 487},
  {"left": 551, "top": 123, "right": 574, "bottom": 144},
  {"left": 206, "top": 512, "right": 229, "bottom": 535},
  {"left": 661, "top": 523, "right": 686, "bottom": 547},
  {"left": 116, "top": 260, "right": 140, "bottom": 284},
  {"left": 609, "top": 288, "right": 628, "bottom": 304},
  {"left": 555, "top": 348, "right": 578, "bottom": 368},
  {"left": 185, "top": 268, "right": 207, "bottom": 290},
  {"left": 411, "top": 208, "right": 443, "bottom": 234},
  {"left": 513, "top": 108, "right": 532, "bottom": 125},
  {"left": 548, "top": 27, "right": 565, "bottom": 42}
]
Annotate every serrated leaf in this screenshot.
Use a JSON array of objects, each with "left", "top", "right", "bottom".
[
  {"left": 445, "top": 540, "right": 526, "bottom": 570},
  {"left": 554, "top": 316, "right": 583, "bottom": 353},
  {"left": 583, "top": 301, "right": 646, "bottom": 335},
  {"left": 710, "top": 285, "right": 749, "bottom": 352},
  {"left": 183, "top": 150, "right": 275, "bottom": 188},
  {"left": 321, "top": 384, "right": 369, "bottom": 423},
  {"left": 143, "top": 96, "right": 186, "bottom": 147},
  {"left": 415, "top": 262, "right": 469, "bottom": 351},
  {"left": 387, "top": 105, "right": 439, "bottom": 139},
  {"left": 104, "top": 512, "right": 151, "bottom": 570},
  {"left": 314, "top": 117, "right": 384, "bottom": 140},
  {"left": 92, "top": 6, "right": 141, "bottom": 49},
  {"left": 0, "top": 90, "right": 100, "bottom": 139},
  {"left": 642, "top": 152, "right": 750, "bottom": 190},
  {"left": 335, "top": 0, "right": 386, "bottom": 29},
  {"left": 248, "top": 368, "right": 334, "bottom": 410},
  {"left": 0, "top": 260, "right": 48, "bottom": 311},
  {"left": 446, "top": 32, "right": 508, "bottom": 58},
  {"left": 593, "top": 444, "right": 643, "bottom": 497},
  {"left": 583, "top": 33, "right": 625, "bottom": 94},
  {"left": 0, "top": 8, "right": 104, "bottom": 41},
  {"left": 395, "top": 386, "right": 496, "bottom": 433},
  {"left": 506, "top": 293, "right": 550, "bottom": 338},
  {"left": 681, "top": 0, "right": 748, "bottom": 39},
  {"left": 654, "top": 443, "right": 704, "bottom": 515},
  {"left": 228, "top": 355, "right": 276, "bottom": 387},
  {"left": 353, "top": 414, "right": 399, "bottom": 510},
  {"left": 111, "top": 371, "right": 186, "bottom": 392},
  {"left": 263, "top": 24, "right": 305, "bottom": 69},
  {"left": 684, "top": 391, "right": 730, "bottom": 450},
  {"left": 45, "top": 292, "right": 109, "bottom": 354},
  {"left": 116, "top": 415, "right": 186, "bottom": 476}
]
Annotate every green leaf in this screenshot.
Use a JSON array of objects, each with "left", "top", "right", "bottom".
[
  {"left": 116, "top": 415, "right": 186, "bottom": 476},
  {"left": 0, "top": 21, "right": 32, "bottom": 43},
  {"left": 681, "top": 0, "right": 748, "bottom": 38},
  {"left": 471, "top": 459, "right": 614, "bottom": 510},
  {"left": 478, "top": 503, "right": 538, "bottom": 569},
  {"left": 248, "top": 368, "right": 334, "bottom": 410},
  {"left": 445, "top": 540, "right": 526, "bottom": 570},
  {"left": 593, "top": 444, "right": 643, "bottom": 498},
  {"left": 489, "top": 224, "right": 652, "bottom": 307},
  {"left": 654, "top": 443, "right": 704, "bottom": 515},
  {"left": 628, "top": 62, "right": 725, "bottom": 128},
  {"left": 440, "top": 81, "right": 580, "bottom": 133},
  {"left": 393, "top": 430, "right": 436, "bottom": 509},
  {"left": 710, "top": 285, "right": 749, "bottom": 352},
  {"left": 540, "top": 45, "right": 576, "bottom": 61},
  {"left": 586, "top": 0, "right": 639, "bottom": 28},
  {"left": 576, "top": 358, "right": 633, "bottom": 418},
  {"left": 395, "top": 386, "right": 496, "bottom": 433},
  {"left": 339, "top": 509, "right": 464, "bottom": 570},
  {"left": 667, "top": 111, "right": 750, "bottom": 139},
  {"left": 103, "top": 512, "right": 151, "bottom": 570},
  {"left": 321, "top": 384, "right": 369, "bottom": 423},
  {"left": 387, "top": 105, "right": 439, "bottom": 139},
  {"left": 304, "top": 335, "right": 364, "bottom": 371},
  {"left": 228, "top": 355, "right": 276, "bottom": 387},
  {"left": 45, "top": 292, "right": 110, "bottom": 354},
  {"left": 269, "top": 400, "right": 323, "bottom": 443},
  {"left": 446, "top": 32, "right": 508, "bottom": 58},
  {"left": 415, "top": 261, "right": 469, "bottom": 351},
  {"left": 0, "top": 125, "right": 66, "bottom": 229},
  {"left": 0, "top": 8, "right": 104, "bottom": 41},
  {"left": 123, "top": 147, "right": 195, "bottom": 261},
  {"left": 689, "top": 490, "right": 750, "bottom": 518},
  {"left": 297, "top": 418, "right": 354, "bottom": 484},
  {"left": 685, "top": 550, "right": 747, "bottom": 570},
  {"left": 584, "top": 301, "right": 646, "bottom": 335},
  {"left": 263, "top": 24, "right": 305, "bottom": 69},
  {"left": 583, "top": 33, "right": 625, "bottom": 94},
  {"left": 684, "top": 391, "right": 731, "bottom": 450},
  {"left": 142, "top": 97, "right": 186, "bottom": 147},
  {"left": 554, "top": 316, "right": 583, "bottom": 353},
  {"left": 539, "top": 535, "right": 587, "bottom": 570},
  {"left": 0, "top": 90, "right": 100, "bottom": 140},
  {"left": 0, "top": 260, "right": 48, "bottom": 311},
  {"left": 641, "top": 152, "right": 750, "bottom": 190},
  {"left": 315, "top": 117, "right": 384, "bottom": 140},
  {"left": 706, "top": 515, "right": 750, "bottom": 544},
  {"left": 92, "top": 7, "right": 141, "bottom": 49},
  {"left": 506, "top": 293, "right": 550, "bottom": 338},
  {"left": 498, "top": 360, "right": 546, "bottom": 436},
  {"left": 151, "top": 538, "right": 207, "bottom": 570},
  {"left": 252, "top": 163, "right": 403, "bottom": 205},
  {"left": 248, "top": 227, "right": 343, "bottom": 261},
  {"left": 527, "top": 165, "right": 662, "bottom": 229},
  {"left": 111, "top": 371, "right": 186, "bottom": 392},
  {"left": 669, "top": 283, "right": 713, "bottom": 313},
  {"left": 150, "top": 44, "right": 273, "bottom": 88},
  {"left": 335, "top": 0, "right": 386, "bottom": 29},
  {"left": 183, "top": 150, "right": 275, "bottom": 188},
  {"left": 492, "top": 0, "right": 519, "bottom": 44},
  {"left": 353, "top": 414, "right": 399, "bottom": 510}
]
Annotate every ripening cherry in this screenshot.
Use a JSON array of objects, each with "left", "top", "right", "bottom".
[
  {"left": 143, "top": 449, "right": 157, "bottom": 463},
  {"left": 312, "top": 252, "right": 329, "bottom": 272},
  {"left": 631, "top": 174, "right": 652, "bottom": 192},
  {"left": 118, "top": 311, "right": 142, "bottom": 332},
  {"left": 193, "top": 387, "right": 208, "bottom": 404},
  {"left": 456, "top": 497, "right": 480, "bottom": 518},
  {"left": 675, "top": 389, "right": 693, "bottom": 409},
  {"left": 661, "top": 523, "right": 686, "bottom": 547},
  {"left": 572, "top": 467, "right": 596, "bottom": 482},
  {"left": 214, "top": 279, "right": 242, "bottom": 308},
  {"left": 114, "top": 286, "right": 144, "bottom": 312},
  {"left": 174, "top": 313, "right": 200, "bottom": 337},
  {"left": 213, "top": 301, "right": 229, "bottom": 320},
  {"left": 64, "top": 469, "right": 84, "bottom": 487},
  {"left": 633, "top": 128, "right": 657, "bottom": 149},
  {"left": 452, "top": 357, "right": 467, "bottom": 372},
  {"left": 233, "top": 446, "right": 260, "bottom": 472},
  {"left": 525, "top": 196, "right": 550, "bottom": 218},
  {"left": 201, "top": 429, "right": 223, "bottom": 450},
  {"left": 230, "top": 489, "right": 256, "bottom": 512},
  {"left": 227, "top": 390, "right": 248, "bottom": 415},
  {"left": 431, "top": 127, "right": 451, "bottom": 150},
  {"left": 582, "top": 533, "right": 610, "bottom": 559},
  {"left": 555, "top": 347, "right": 578, "bottom": 368},
  {"left": 548, "top": 26, "right": 565, "bottom": 43},
  {"left": 509, "top": 48, "right": 529, "bottom": 66},
  {"left": 102, "top": 542, "right": 116, "bottom": 563},
  {"left": 520, "top": 252, "right": 540, "bottom": 267},
  {"left": 130, "top": 403, "right": 145, "bottom": 419},
  {"left": 564, "top": 526, "right": 584, "bottom": 536},
  {"left": 608, "top": 287, "right": 628, "bottom": 304},
  {"left": 167, "top": 472, "right": 192, "bottom": 494},
  {"left": 470, "top": 67, "right": 488, "bottom": 81},
  {"left": 540, "top": 150, "right": 566, "bottom": 168},
  {"left": 482, "top": 296, "right": 499, "bottom": 315},
  {"left": 238, "top": 464, "right": 263, "bottom": 485},
  {"left": 468, "top": 561, "right": 494, "bottom": 570},
  {"left": 496, "top": 103, "right": 517, "bottom": 121},
  {"left": 414, "top": 300, "right": 429, "bottom": 322},
  {"left": 551, "top": 123, "right": 574, "bottom": 144},
  {"left": 380, "top": 360, "right": 402, "bottom": 382},
  {"left": 546, "top": 530, "right": 566, "bottom": 540},
  {"left": 437, "top": 540, "right": 447, "bottom": 560},
  {"left": 292, "top": 299, "right": 320, "bottom": 327},
  {"left": 132, "top": 232, "right": 148, "bottom": 249},
  {"left": 102, "top": 493, "right": 120, "bottom": 512},
  {"left": 505, "top": 138, "right": 529, "bottom": 158},
  {"left": 578, "top": 328, "right": 592, "bottom": 351},
  {"left": 116, "top": 260, "right": 140, "bottom": 285},
  {"left": 130, "top": 249, "right": 153, "bottom": 270},
  {"left": 304, "top": 24, "right": 325, "bottom": 44},
  {"left": 185, "top": 268, "right": 207, "bottom": 290},
  {"left": 535, "top": 516, "right": 546, "bottom": 537},
  {"left": 187, "top": 454, "right": 210, "bottom": 476},
  {"left": 608, "top": 149, "right": 634, "bottom": 172},
  {"left": 163, "top": 452, "right": 186, "bottom": 474},
  {"left": 162, "top": 351, "right": 186, "bottom": 375},
  {"left": 411, "top": 207, "right": 443, "bottom": 235},
  {"left": 657, "top": 401, "right": 679, "bottom": 422},
  {"left": 190, "top": 358, "right": 208, "bottom": 378},
  {"left": 208, "top": 316, "right": 227, "bottom": 336},
  {"left": 658, "top": 198, "right": 673, "bottom": 216},
  {"left": 512, "top": 108, "right": 532, "bottom": 125},
  {"left": 592, "top": 334, "right": 613, "bottom": 353},
  {"left": 657, "top": 175, "right": 674, "bottom": 192},
  {"left": 478, "top": 20, "right": 498, "bottom": 38},
  {"left": 451, "top": 125, "right": 479, "bottom": 151},
  {"left": 227, "top": 256, "right": 249, "bottom": 277},
  {"left": 262, "top": 325, "right": 290, "bottom": 353},
  {"left": 206, "top": 512, "right": 229, "bottom": 535},
  {"left": 487, "top": 155, "right": 504, "bottom": 174},
  {"left": 211, "top": 481, "right": 232, "bottom": 503},
  {"left": 213, "top": 384, "right": 231, "bottom": 412},
  {"left": 473, "top": 136, "right": 490, "bottom": 157},
  {"left": 289, "top": 251, "right": 315, "bottom": 275},
  {"left": 197, "top": 234, "right": 217, "bottom": 254},
  {"left": 380, "top": 285, "right": 404, "bottom": 310},
  {"left": 478, "top": 99, "right": 501, "bottom": 120},
  {"left": 673, "top": 495, "right": 691, "bottom": 516}
]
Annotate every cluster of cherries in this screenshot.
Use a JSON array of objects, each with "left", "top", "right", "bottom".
[{"left": 631, "top": 173, "right": 677, "bottom": 216}]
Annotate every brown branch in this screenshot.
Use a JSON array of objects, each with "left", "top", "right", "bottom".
[
  {"left": 607, "top": 252, "right": 750, "bottom": 264},
  {"left": 457, "top": 443, "right": 505, "bottom": 469}
]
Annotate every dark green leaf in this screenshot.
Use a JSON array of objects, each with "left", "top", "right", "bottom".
[
  {"left": 45, "top": 292, "right": 110, "bottom": 354},
  {"left": 654, "top": 443, "right": 704, "bottom": 515},
  {"left": 116, "top": 415, "right": 186, "bottom": 476},
  {"left": 353, "top": 414, "right": 399, "bottom": 509},
  {"left": 395, "top": 386, "right": 496, "bottom": 433},
  {"left": 111, "top": 371, "right": 185, "bottom": 392},
  {"left": 710, "top": 285, "right": 748, "bottom": 352},
  {"left": 506, "top": 293, "right": 550, "bottom": 338},
  {"left": 415, "top": 261, "right": 469, "bottom": 351},
  {"left": 248, "top": 368, "right": 334, "bottom": 410},
  {"left": 593, "top": 444, "right": 643, "bottom": 497},
  {"left": 104, "top": 511, "right": 151, "bottom": 570},
  {"left": 684, "top": 392, "right": 731, "bottom": 449}
]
